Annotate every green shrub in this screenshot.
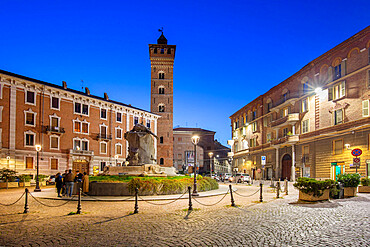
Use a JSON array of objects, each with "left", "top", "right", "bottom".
[
  {"left": 293, "top": 177, "right": 336, "bottom": 197},
  {"left": 0, "top": 169, "right": 17, "bottom": 182},
  {"left": 337, "top": 173, "right": 361, "bottom": 187},
  {"left": 18, "top": 175, "right": 32, "bottom": 182},
  {"left": 360, "top": 177, "right": 370, "bottom": 186}
]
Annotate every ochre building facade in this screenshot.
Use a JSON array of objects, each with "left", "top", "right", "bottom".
[{"left": 229, "top": 26, "right": 370, "bottom": 181}]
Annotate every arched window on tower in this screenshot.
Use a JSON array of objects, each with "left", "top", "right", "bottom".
[
  {"left": 159, "top": 72, "right": 165, "bottom": 79},
  {"left": 160, "top": 158, "right": 164, "bottom": 165},
  {"left": 158, "top": 87, "right": 165, "bottom": 94},
  {"left": 159, "top": 105, "right": 165, "bottom": 112}
]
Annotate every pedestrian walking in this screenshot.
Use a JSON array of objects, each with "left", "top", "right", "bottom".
[
  {"left": 61, "top": 169, "right": 67, "bottom": 196},
  {"left": 64, "top": 169, "right": 75, "bottom": 197},
  {"left": 82, "top": 172, "right": 89, "bottom": 193},
  {"left": 55, "top": 172, "right": 63, "bottom": 197}
]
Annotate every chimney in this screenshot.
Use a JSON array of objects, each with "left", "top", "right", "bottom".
[
  {"left": 104, "top": 92, "right": 109, "bottom": 100},
  {"left": 85, "top": 87, "right": 90, "bottom": 95},
  {"left": 62, "top": 81, "right": 67, "bottom": 89}
]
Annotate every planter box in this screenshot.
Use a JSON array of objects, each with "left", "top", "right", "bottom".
[
  {"left": 0, "top": 182, "right": 19, "bottom": 188},
  {"left": 343, "top": 187, "right": 357, "bottom": 197},
  {"left": 19, "top": 182, "right": 31, "bottom": 187},
  {"left": 358, "top": 186, "right": 370, "bottom": 193},
  {"left": 299, "top": 189, "right": 329, "bottom": 201}
]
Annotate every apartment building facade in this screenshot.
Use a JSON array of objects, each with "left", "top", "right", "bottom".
[
  {"left": 229, "top": 26, "right": 370, "bottom": 181},
  {"left": 0, "top": 69, "right": 159, "bottom": 176}
]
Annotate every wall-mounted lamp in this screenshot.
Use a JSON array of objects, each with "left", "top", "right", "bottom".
[
  {"left": 315, "top": 87, "right": 322, "bottom": 94},
  {"left": 344, "top": 144, "right": 351, "bottom": 150}
]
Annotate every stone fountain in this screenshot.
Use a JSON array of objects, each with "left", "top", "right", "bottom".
[{"left": 102, "top": 124, "right": 167, "bottom": 177}]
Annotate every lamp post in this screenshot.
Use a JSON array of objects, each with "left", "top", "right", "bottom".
[
  {"left": 191, "top": 135, "right": 200, "bottom": 196},
  {"left": 115, "top": 155, "right": 119, "bottom": 166},
  {"left": 34, "top": 144, "right": 42, "bottom": 192},
  {"left": 208, "top": 152, "right": 213, "bottom": 178},
  {"left": 6, "top": 156, "right": 10, "bottom": 169}
]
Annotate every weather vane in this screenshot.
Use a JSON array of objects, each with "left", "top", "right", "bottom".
[{"left": 158, "top": 27, "right": 163, "bottom": 34}]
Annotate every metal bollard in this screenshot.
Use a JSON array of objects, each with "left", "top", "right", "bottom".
[
  {"left": 277, "top": 181, "right": 280, "bottom": 198},
  {"left": 188, "top": 186, "right": 193, "bottom": 211},
  {"left": 6, "top": 179, "right": 8, "bottom": 189},
  {"left": 23, "top": 188, "right": 29, "bottom": 214},
  {"left": 259, "top": 183, "right": 263, "bottom": 202},
  {"left": 77, "top": 187, "right": 82, "bottom": 214},
  {"left": 285, "top": 179, "right": 288, "bottom": 195},
  {"left": 229, "top": 184, "right": 236, "bottom": 207},
  {"left": 134, "top": 187, "right": 139, "bottom": 214}
]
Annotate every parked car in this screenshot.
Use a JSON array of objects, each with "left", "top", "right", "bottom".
[
  {"left": 46, "top": 175, "right": 56, "bottom": 185},
  {"left": 222, "top": 173, "right": 232, "bottom": 182},
  {"left": 229, "top": 173, "right": 251, "bottom": 183}
]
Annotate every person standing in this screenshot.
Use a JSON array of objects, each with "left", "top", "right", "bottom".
[
  {"left": 64, "top": 169, "right": 74, "bottom": 197},
  {"left": 55, "top": 172, "right": 63, "bottom": 197},
  {"left": 82, "top": 172, "right": 89, "bottom": 193},
  {"left": 61, "top": 170, "right": 68, "bottom": 196}
]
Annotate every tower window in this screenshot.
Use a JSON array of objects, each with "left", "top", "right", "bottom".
[
  {"left": 160, "top": 49, "right": 164, "bottom": 54},
  {"left": 167, "top": 49, "right": 171, "bottom": 54},
  {"left": 159, "top": 87, "right": 165, "bottom": 94},
  {"left": 154, "top": 48, "right": 157, "bottom": 54},
  {"left": 160, "top": 158, "right": 164, "bottom": 165},
  {"left": 160, "top": 136, "right": 164, "bottom": 143},
  {"left": 159, "top": 73, "right": 165, "bottom": 79},
  {"left": 159, "top": 105, "right": 165, "bottom": 112}
]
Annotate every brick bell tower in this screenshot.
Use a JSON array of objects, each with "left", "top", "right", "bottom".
[{"left": 149, "top": 31, "right": 176, "bottom": 167}]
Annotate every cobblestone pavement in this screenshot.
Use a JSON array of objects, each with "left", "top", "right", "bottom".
[{"left": 0, "top": 183, "right": 369, "bottom": 246}]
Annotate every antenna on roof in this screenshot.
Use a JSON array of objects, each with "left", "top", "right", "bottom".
[{"left": 158, "top": 27, "right": 163, "bottom": 33}]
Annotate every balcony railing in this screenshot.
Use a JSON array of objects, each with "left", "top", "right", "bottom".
[
  {"left": 96, "top": 134, "right": 112, "bottom": 140},
  {"left": 44, "top": 126, "right": 65, "bottom": 134},
  {"left": 271, "top": 135, "right": 299, "bottom": 145},
  {"left": 270, "top": 113, "right": 300, "bottom": 127},
  {"left": 272, "top": 92, "right": 300, "bottom": 109},
  {"left": 69, "top": 149, "right": 94, "bottom": 156}
]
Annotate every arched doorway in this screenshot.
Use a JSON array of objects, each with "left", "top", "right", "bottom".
[{"left": 282, "top": 154, "right": 292, "bottom": 180}]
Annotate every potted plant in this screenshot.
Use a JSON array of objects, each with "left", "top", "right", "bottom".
[
  {"left": 293, "top": 177, "right": 335, "bottom": 201},
  {"left": 0, "top": 169, "right": 19, "bottom": 188},
  {"left": 18, "top": 175, "right": 32, "bottom": 187},
  {"left": 358, "top": 177, "right": 370, "bottom": 193},
  {"left": 337, "top": 173, "right": 361, "bottom": 197}
]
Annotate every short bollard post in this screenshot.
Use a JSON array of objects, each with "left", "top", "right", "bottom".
[
  {"left": 229, "top": 184, "right": 236, "bottom": 207},
  {"left": 6, "top": 178, "right": 8, "bottom": 189},
  {"left": 276, "top": 181, "right": 280, "bottom": 198},
  {"left": 285, "top": 179, "right": 288, "bottom": 195},
  {"left": 76, "top": 187, "right": 82, "bottom": 214},
  {"left": 134, "top": 187, "right": 139, "bottom": 214},
  {"left": 23, "top": 188, "right": 29, "bottom": 214},
  {"left": 188, "top": 186, "right": 193, "bottom": 211},
  {"left": 259, "top": 183, "right": 263, "bottom": 202}
]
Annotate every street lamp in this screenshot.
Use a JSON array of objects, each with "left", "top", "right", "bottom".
[
  {"left": 6, "top": 156, "right": 10, "bottom": 169},
  {"left": 34, "top": 144, "right": 42, "bottom": 192},
  {"left": 115, "top": 154, "right": 119, "bottom": 166},
  {"left": 208, "top": 152, "right": 213, "bottom": 178},
  {"left": 191, "top": 135, "right": 200, "bottom": 196}
]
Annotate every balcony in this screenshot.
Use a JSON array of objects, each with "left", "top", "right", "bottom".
[
  {"left": 44, "top": 126, "right": 65, "bottom": 134},
  {"left": 96, "top": 134, "right": 112, "bottom": 141},
  {"left": 271, "top": 92, "right": 300, "bottom": 109},
  {"left": 271, "top": 135, "right": 299, "bottom": 146},
  {"left": 69, "top": 149, "right": 94, "bottom": 156},
  {"left": 270, "top": 113, "right": 300, "bottom": 128}
]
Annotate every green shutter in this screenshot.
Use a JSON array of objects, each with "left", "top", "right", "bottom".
[
  {"left": 362, "top": 100, "right": 369, "bottom": 117},
  {"left": 328, "top": 87, "right": 333, "bottom": 101}
]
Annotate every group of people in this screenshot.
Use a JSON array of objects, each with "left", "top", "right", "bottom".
[{"left": 54, "top": 169, "right": 89, "bottom": 197}]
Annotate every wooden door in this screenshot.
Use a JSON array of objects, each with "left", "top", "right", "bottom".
[{"left": 282, "top": 155, "right": 292, "bottom": 180}]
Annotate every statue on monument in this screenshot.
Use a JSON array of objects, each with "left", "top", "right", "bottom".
[{"left": 124, "top": 123, "right": 158, "bottom": 166}]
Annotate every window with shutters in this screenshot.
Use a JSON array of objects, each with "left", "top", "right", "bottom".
[
  {"left": 334, "top": 109, "right": 343, "bottom": 125},
  {"left": 101, "top": 108, "right": 107, "bottom": 119},
  {"left": 100, "top": 142, "right": 107, "bottom": 154},
  {"left": 283, "top": 128, "right": 289, "bottom": 137},
  {"left": 50, "top": 136, "right": 59, "bottom": 149},
  {"left": 74, "top": 121, "right": 81, "bottom": 132},
  {"left": 328, "top": 81, "right": 345, "bottom": 101},
  {"left": 302, "top": 81, "right": 309, "bottom": 94},
  {"left": 51, "top": 117, "right": 59, "bottom": 128},
  {"left": 25, "top": 132, "right": 35, "bottom": 147},
  {"left": 134, "top": 116, "right": 139, "bottom": 125},
  {"left": 363, "top": 100, "right": 369, "bottom": 117},
  {"left": 252, "top": 122, "right": 257, "bottom": 132},
  {"left": 334, "top": 64, "right": 341, "bottom": 80},
  {"left": 116, "top": 128, "right": 122, "bottom": 139},
  {"left": 26, "top": 157, "right": 33, "bottom": 169},
  {"left": 280, "top": 107, "right": 289, "bottom": 118},
  {"left": 250, "top": 138, "right": 257, "bottom": 147},
  {"left": 51, "top": 159, "right": 58, "bottom": 170},
  {"left": 266, "top": 133, "right": 272, "bottom": 142},
  {"left": 115, "top": 143, "right": 122, "bottom": 155},
  {"left": 302, "top": 120, "right": 309, "bottom": 134},
  {"left": 82, "top": 122, "right": 89, "bottom": 134},
  {"left": 25, "top": 112, "right": 35, "bottom": 126},
  {"left": 146, "top": 119, "right": 151, "bottom": 128},
  {"left": 333, "top": 139, "right": 343, "bottom": 155},
  {"left": 51, "top": 97, "right": 59, "bottom": 110},
  {"left": 100, "top": 125, "right": 107, "bottom": 137}
]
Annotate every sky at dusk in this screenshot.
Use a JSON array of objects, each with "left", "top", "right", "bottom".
[{"left": 1, "top": 1, "right": 369, "bottom": 146}]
